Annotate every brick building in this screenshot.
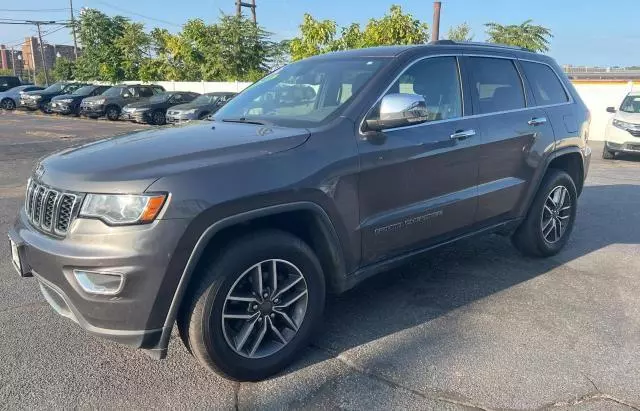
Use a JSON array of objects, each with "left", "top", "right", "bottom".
[
  {"left": 0, "top": 45, "right": 25, "bottom": 76},
  {"left": 21, "top": 37, "right": 77, "bottom": 73}
]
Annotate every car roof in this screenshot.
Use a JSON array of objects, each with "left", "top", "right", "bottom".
[{"left": 306, "top": 41, "right": 541, "bottom": 61}]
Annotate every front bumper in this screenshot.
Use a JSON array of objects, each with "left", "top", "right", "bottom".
[
  {"left": 166, "top": 113, "right": 197, "bottom": 124},
  {"left": 20, "top": 99, "right": 42, "bottom": 110},
  {"left": 121, "top": 111, "right": 151, "bottom": 123},
  {"left": 8, "top": 207, "right": 190, "bottom": 350},
  {"left": 51, "top": 102, "right": 75, "bottom": 115},
  {"left": 80, "top": 105, "right": 105, "bottom": 117}
]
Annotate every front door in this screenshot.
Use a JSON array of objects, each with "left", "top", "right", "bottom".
[{"left": 357, "top": 56, "right": 480, "bottom": 264}]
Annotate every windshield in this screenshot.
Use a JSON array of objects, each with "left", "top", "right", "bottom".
[
  {"left": 42, "top": 83, "right": 66, "bottom": 93},
  {"left": 149, "top": 93, "right": 170, "bottom": 103},
  {"left": 620, "top": 95, "right": 640, "bottom": 114},
  {"left": 102, "top": 87, "right": 125, "bottom": 97},
  {"left": 193, "top": 94, "right": 221, "bottom": 105},
  {"left": 72, "top": 86, "right": 96, "bottom": 96},
  {"left": 214, "top": 57, "right": 387, "bottom": 127}
]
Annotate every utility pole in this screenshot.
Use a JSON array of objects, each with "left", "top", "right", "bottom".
[
  {"left": 35, "top": 22, "right": 50, "bottom": 86},
  {"left": 70, "top": 0, "right": 78, "bottom": 59},
  {"left": 10, "top": 47, "right": 16, "bottom": 76},
  {"left": 235, "top": 0, "right": 257, "bottom": 24},
  {"left": 432, "top": 1, "right": 441, "bottom": 42}
]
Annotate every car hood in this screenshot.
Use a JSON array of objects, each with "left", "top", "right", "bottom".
[
  {"left": 52, "top": 94, "right": 84, "bottom": 101},
  {"left": 25, "top": 90, "right": 63, "bottom": 97},
  {"left": 125, "top": 99, "right": 157, "bottom": 109},
  {"left": 82, "top": 95, "right": 109, "bottom": 102},
  {"left": 169, "top": 102, "right": 207, "bottom": 111},
  {"left": 37, "top": 122, "right": 311, "bottom": 193},
  {"left": 615, "top": 111, "right": 640, "bottom": 124}
]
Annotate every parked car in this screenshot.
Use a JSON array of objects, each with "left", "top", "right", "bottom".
[
  {"left": 20, "top": 82, "right": 87, "bottom": 112},
  {"left": 166, "top": 92, "right": 237, "bottom": 124},
  {"left": 121, "top": 91, "right": 200, "bottom": 125},
  {"left": 50, "top": 85, "right": 111, "bottom": 116},
  {"left": 8, "top": 41, "right": 591, "bottom": 381},
  {"left": 603, "top": 92, "right": 640, "bottom": 159},
  {"left": 0, "top": 75, "right": 21, "bottom": 92},
  {"left": 0, "top": 85, "right": 43, "bottom": 110},
  {"left": 80, "top": 84, "right": 166, "bottom": 120}
]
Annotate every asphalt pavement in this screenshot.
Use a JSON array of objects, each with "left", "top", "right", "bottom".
[{"left": 1, "top": 110, "right": 639, "bottom": 410}]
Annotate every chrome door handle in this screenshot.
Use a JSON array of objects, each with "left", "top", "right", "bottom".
[
  {"left": 528, "top": 117, "right": 548, "bottom": 126},
  {"left": 450, "top": 129, "right": 476, "bottom": 140}
]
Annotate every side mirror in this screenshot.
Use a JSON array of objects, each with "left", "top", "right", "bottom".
[
  {"left": 606, "top": 106, "right": 617, "bottom": 113},
  {"left": 365, "top": 93, "right": 429, "bottom": 131}
]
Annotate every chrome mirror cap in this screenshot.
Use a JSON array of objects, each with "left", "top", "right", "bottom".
[{"left": 365, "top": 93, "right": 429, "bottom": 131}]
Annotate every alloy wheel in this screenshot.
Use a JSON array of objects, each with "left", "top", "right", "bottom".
[
  {"left": 541, "top": 185, "right": 572, "bottom": 244},
  {"left": 221, "top": 259, "right": 309, "bottom": 359}
]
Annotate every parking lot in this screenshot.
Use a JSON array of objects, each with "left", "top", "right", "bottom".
[{"left": 1, "top": 111, "right": 639, "bottom": 410}]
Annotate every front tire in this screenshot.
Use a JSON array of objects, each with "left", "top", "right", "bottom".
[
  {"left": 602, "top": 144, "right": 615, "bottom": 160},
  {"left": 512, "top": 170, "right": 577, "bottom": 257},
  {"left": 177, "top": 230, "right": 325, "bottom": 381},
  {"left": 1, "top": 98, "right": 16, "bottom": 110},
  {"left": 105, "top": 105, "right": 120, "bottom": 121},
  {"left": 151, "top": 110, "right": 166, "bottom": 125}
]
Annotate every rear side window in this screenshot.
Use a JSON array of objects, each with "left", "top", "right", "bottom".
[
  {"left": 138, "top": 87, "right": 154, "bottom": 97},
  {"left": 521, "top": 61, "right": 569, "bottom": 105},
  {"left": 468, "top": 57, "right": 525, "bottom": 114}
]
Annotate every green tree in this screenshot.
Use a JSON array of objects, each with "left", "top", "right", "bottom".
[
  {"left": 290, "top": 14, "right": 338, "bottom": 61},
  {"left": 115, "top": 21, "right": 151, "bottom": 80},
  {"left": 73, "top": 9, "right": 127, "bottom": 82},
  {"left": 52, "top": 57, "right": 76, "bottom": 81},
  {"left": 447, "top": 22, "right": 473, "bottom": 41},
  {"left": 485, "top": 20, "right": 552, "bottom": 52},
  {"left": 290, "top": 5, "right": 429, "bottom": 61},
  {"left": 359, "top": 5, "right": 429, "bottom": 47}
]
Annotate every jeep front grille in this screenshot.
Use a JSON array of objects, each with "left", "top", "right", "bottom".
[{"left": 25, "top": 180, "right": 78, "bottom": 236}]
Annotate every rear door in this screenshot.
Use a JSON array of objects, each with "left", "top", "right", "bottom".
[
  {"left": 357, "top": 55, "right": 480, "bottom": 264},
  {"left": 464, "top": 55, "right": 555, "bottom": 224}
]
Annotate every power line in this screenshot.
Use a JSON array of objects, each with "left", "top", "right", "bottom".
[{"left": 93, "top": 1, "right": 181, "bottom": 27}]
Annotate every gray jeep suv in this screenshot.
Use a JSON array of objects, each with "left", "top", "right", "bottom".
[
  {"left": 80, "top": 84, "right": 165, "bottom": 120},
  {"left": 8, "top": 41, "right": 591, "bottom": 381}
]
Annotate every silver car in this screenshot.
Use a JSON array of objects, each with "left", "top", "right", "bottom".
[{"left": 0, "top": 85, "right": 43, "bottom": 110}]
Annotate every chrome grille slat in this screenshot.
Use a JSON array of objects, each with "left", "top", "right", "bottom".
[{"left": 24, "top": 181, "right": 78, "bottom": 237}]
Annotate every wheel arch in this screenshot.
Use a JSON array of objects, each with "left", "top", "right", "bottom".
[{"left": 151, "top": 201, "right": 347, "bottom": 358}]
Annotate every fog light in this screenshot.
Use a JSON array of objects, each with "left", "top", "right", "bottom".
[
  {"left": 607, "top": 141, "right": 622, "bottom": 149},
  {"left": 73, "top": 270, "right": 124, "bottom": 295}
]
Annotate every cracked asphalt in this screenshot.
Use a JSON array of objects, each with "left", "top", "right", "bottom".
[{"left": 1, "top": 110, "right": 639, "bottom": 410}]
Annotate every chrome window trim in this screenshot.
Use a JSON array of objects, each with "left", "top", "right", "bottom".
[
  {"left": 517, "top": 58, "right": 574, "bottom": 105},
  {"left": 360, "top": 52, "right": 574, "bottom": 134}
]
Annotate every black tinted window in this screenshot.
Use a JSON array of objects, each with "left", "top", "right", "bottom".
[
  {"left": 521, "top": 61, "right": 569, "bottom": 105},
  {"left": 468, "top": 57, "right": 525, "bottom": 114},
  {"left": 138, "top": 87, "right": 154, "bottom": 97},
  {"left": 382, "top": 56, "right": 462, "bottom": 121}
]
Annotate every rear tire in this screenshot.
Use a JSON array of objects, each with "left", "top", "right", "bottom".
[
  {"left": 512, "top": 169, "right": 577, "bottom": 257},
  {"left": 177, "top": 230, "right": 325, "bottom": 381},
  {"left": 1, "top": 98, "right": 16, "bottom": 110},
  {"left": 602, "top": 144, "right": 615, "bottom": 160}
]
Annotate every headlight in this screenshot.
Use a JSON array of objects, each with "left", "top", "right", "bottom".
[
  {"left": 613, "top": 119, "right": 638, "bottom": 130},
  {"left": 93, "top": 98, "right": 106, "bottom": 105},
  {"left": 33, "top": 95, "right": 42, "bottom": 100},
  {"left": 183, "top": 109, "right": 197, "bottom": 114},
  {"left": 58, "top": 98, "right": 73, "bottom": 103},
  {"left": 80, "top": 193, "right": 167, "bottom": 225}
]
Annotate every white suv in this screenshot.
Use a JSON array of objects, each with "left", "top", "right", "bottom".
[{"left": 604, "top": 92, "right": 640, "bottom": 159}]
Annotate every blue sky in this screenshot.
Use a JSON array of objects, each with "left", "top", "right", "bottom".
[{"left": 1, "top": 0, "right": 638, "bottom": 66}]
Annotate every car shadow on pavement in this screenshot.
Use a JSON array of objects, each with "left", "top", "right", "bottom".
[{"left": 270, "top": 183, "right": 640, "bottom": 406}]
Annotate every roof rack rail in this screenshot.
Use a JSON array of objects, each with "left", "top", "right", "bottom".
[{"left": 430, "top": 40, "right": 529, "bottom": 51}]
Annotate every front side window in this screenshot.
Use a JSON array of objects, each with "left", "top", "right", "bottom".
[
  {"left": 468, "top": 57, "right": 526, "bottom": 114},
  {"left": 215, "top": 57, "right": 387, "bottom": 127},
  {"left": 521, "top": 61, "right": 569, "bottom": 105},
  {"left": 376, "top": 56, "right": 462, "bottom": 122}
]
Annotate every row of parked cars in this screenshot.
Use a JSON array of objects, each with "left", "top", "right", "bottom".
[{"left": 0, "top": 78, "right": 236, "bottom": 125}]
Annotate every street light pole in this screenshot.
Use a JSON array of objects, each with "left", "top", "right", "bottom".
[
  {"left": 10, "top": 47, "right": 16, "bottom": 76},
  {"left": 35, "top": 22, "right": 50, "bottom": 86},
  {"left": 70, "top": 0, "right": 78, "bottom": 59}
]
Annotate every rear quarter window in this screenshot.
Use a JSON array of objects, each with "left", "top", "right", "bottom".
[{"left": 521, "top": 61, "right": 569, "bottom": 106}]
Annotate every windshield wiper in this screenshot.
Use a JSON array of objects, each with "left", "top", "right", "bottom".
[{"left": 221, "top": 117, "right": 270, "bottom": 126}]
